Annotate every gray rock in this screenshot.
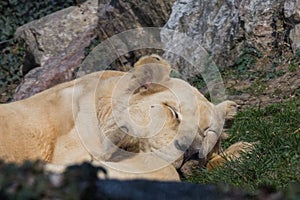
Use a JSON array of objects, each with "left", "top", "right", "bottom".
[
  {"left": 238, "top": 0, "right": 284, "bottom": 53},
  {"left": 98, "top": 0, "right": 174, "bottom": 36},
  {"left": 95, "top": 0, "right": 175, "bottom": 70},
  {"left": 289, "top": 24, "right": 300, "bottom": 51},
  {"left": 13, "top": 0, "right": 300, "bottom": 101},
  {"left": 286, "top": 0, "right": 300, "bottom": 51},
  {"left": 13, "top": 28, "right": 94, "bottom": 101},
  {"left": 16, "top": 0, "right": 98, "bottom": 68},
  {"left": 161, "top": 0, "right": 240, "bottom": 72},
  {"left": 284, "top": 0, "right": 300, "bottom": 22},
  {"left": 161, "top": 0, "right": 296, "bottom": 79},
  {"left": 13, "top": 0, "right": 175, "bottom": 100},
  {"left": 13, "top": 0, "right": 99, "bottom": 100}
]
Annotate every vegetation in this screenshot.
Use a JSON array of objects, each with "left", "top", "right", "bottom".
[
  {"left": 222, "top": 43, "right": 299, "bottom": 81},
  {"left": 186, "top": 97, "right": 300, "bottom": 192},
  {"left": 234, "top": 47, "right": 263, "bottom": 74}
]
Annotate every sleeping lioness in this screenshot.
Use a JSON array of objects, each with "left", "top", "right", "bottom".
[{"left": 0, "top": 55, "right": 238, "bottom": 180}]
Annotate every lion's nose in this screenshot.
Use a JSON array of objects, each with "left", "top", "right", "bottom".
[{"left": 174, "top": 139, "right": 189, "bottom": 152}]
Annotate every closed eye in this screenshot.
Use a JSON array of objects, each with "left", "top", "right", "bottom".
[
  {"left": 153, "top": 56, "right": 161, "bottom": 61},
  {"left": 166, "top": 104, "right": 182, "bottom": 122}
]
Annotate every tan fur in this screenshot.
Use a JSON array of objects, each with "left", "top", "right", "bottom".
[
  {"left": 46, "top": 156, "right": 180, "bottom": 181},
  {"left": 134, "top": 54, "right": 171, "bottom": 72},
  {"left": 206, "top": 141, "right": 255, "bottom": 170},
  {"left": 130, "top": 54, "right": 171, "bottom": 92},
  {"left": 0, "top": 55, "right": 240, "bottom": 180},
  {"left": 102, "top": 160, "right": 180, "bottom": 181}
]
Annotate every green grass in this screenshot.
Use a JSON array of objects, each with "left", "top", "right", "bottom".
[{"left": 186, "top": 97, "right": 300, "bottom": 192}]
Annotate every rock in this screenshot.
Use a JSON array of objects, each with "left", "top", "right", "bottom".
[
  {"left": 1, "top": 161, "right": 287, "bottom": 200},
  {"left": 13, "top": 0, "right": 99, "bottom": 100},
  {"left": 284, "top": 0, "right": 300, "bottom": 22},
  {"left": 259, "top": 95, "right": 271, "bottom": 104},
  {"left": 13, "top": 29, "right": 94, "bottom": 101},
  {"left": 161, "top": 0, "right": 241, "bottom": 75},
  {"left": 98, "top": 180, "right": 222, "bottom": 200},
  {"left": 98, "top": 0, "right": 174, "bottom": 36},
  {"left": 283, "top": 0, "right": 300, "bottom": 52},
  {"left": 179, "top": 159, "right": 201, "bottom": 176},
  {"left": 227, "top": 80, "right": 237, "bottom": 88},
  {"left": 94, "top": 0, "right": 175, "bottom": 70},
  {"left": 289, "top": 24, "right": 300, "bottom": 51},
  {"left": 13, "top": 0, "right": 175, "bottom": 100},
  {"left": 16, "top": 0, "right": 98, "bottom": 69},
  {"left": 161, "top": 0, "right": 294, "bottom": 79},
  {"left": 238, "top": 0, "right": 284, "bottom": 53},
  {"left": 239, "top": 93, "right": 251, "bottom": 101}
]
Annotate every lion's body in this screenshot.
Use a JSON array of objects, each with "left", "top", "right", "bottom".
[
  {"left": 0, "top": 55, "right": 246, "bottom": 180},
  {"left": 0, "top": 81, "right": 73, "bottom": 163}
]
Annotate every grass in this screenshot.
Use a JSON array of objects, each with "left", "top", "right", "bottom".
[{"left": 186, "top": 97, "right": 300, "bottom": 192}]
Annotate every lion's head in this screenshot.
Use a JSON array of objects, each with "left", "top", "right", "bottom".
[
  {"left": 78, "top": 55, "right": 238, "bottom": 172},
  {"left": 0, "top": 54, "right": 238, "bottom": 179}
]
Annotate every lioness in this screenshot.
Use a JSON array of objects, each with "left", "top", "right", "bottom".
[{"left": 0, "top": 55, "right": 237, "bottom": 180}]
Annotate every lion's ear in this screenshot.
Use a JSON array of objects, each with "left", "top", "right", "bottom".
[{"left": 130, "top": 55, "right": 171, "bottom": 90}]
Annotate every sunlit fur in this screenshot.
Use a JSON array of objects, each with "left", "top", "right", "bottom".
[{"left": 0, "top": 55, "right": 242, "bottom": 180}]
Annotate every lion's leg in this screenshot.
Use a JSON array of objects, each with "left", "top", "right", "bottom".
[
  {"left": 206, "top": 141, "right": 255, "bottom": 170},
  {"left": 99, "top": 135, "right": 121, "bottom": 161},
  {"left": 51, "top": 128, "right": 92, "bottom": 165},
  {"left": 206, "top": 154, "right": 226, "bottom": 170}
]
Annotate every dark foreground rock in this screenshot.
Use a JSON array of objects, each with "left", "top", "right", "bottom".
[
  {"left": 98, "top": 180, "right": 220, "bottom": 200},
  {"left": 1, "top": 160, "right": 295, "bottom": 200}
]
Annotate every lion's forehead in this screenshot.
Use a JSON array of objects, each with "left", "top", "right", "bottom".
[{"left": 127, "top": 79, "right": 225, "bottom": 121}]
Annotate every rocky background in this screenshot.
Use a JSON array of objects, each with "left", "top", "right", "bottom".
[
  {"left": 0, "top": 0, "right": 297, "bottom": 106},
  {"left": 0, "top": 0, "right": 299, "bottom": 199}
]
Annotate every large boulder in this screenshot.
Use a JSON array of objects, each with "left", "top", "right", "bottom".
[
  {"left": 16, "top": 0, "right": 99, "bottom": 69},
  {"left": 161, "top": 0, "right": 299, "bottom": 80},
  {"left": 13, "top": 0, "right": 175, "bottom": 100},
  {"left": 95, "top": 0, "right": 175, "bottom": 70},
  {"left": 238, "top": 0, "right": 284, "bottom": 53},
  {"left": 0, "top": 161, "right": 287, "bottom": 200},
  {"left": 13, "top": 0, "right": 99, "bottom": 101},
  {"left": 98, "top": 0, "right": 174, "bottom": 36},
  {"left": 161, "top": 0, "right": 240, "bottom": 73}
]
